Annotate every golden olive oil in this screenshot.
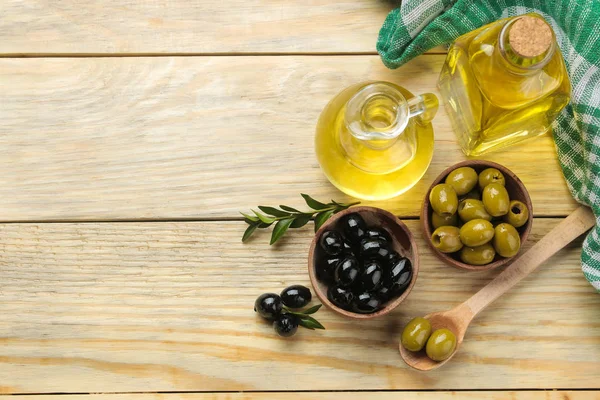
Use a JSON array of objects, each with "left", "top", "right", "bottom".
[
  {"left": 438, "top": 14, "right": 571, "bottom": 156},
  {"left": 315, "top": 82, "right": 436, "bottom": 200}
]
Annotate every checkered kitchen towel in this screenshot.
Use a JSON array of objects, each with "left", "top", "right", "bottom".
[{"left": 378, "top": 0, "right": 600, "bottom": 291}]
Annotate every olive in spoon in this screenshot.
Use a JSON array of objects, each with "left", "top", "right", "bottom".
[{"left": 400, "top": 206, "right": 596, "bottom": 371}]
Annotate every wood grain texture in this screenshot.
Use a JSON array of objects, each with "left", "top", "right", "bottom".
[
  {"left": 0, "top": 56, "right": 577, "bottom": 221},
  {"left": 0, "top": 219, "right": 598, "bottom": 393},
  {"left": 5, "top": 392, "right": 600, "bottom": 400},
  {"left": 0, "top": 0, "right": 393, "bottom": 55}
]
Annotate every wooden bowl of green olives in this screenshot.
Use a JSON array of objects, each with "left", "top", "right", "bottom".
[
  {"left": 308, "top": 206, "right": 419, "bottom": 319},
  {"left": 421, "top": 160, "right": 533, "bottom": 271}
]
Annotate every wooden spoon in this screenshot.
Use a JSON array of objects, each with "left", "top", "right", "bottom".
[{"left": 400, "top": 206, "right": 596, "bottom": 371}]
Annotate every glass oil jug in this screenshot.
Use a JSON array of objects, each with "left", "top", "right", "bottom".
[
  {"left": 315, "top": 81, "right": 438, "bottom": 200},
  {"left": 438, "top": 13, "right": 571, "bottom": 156}
]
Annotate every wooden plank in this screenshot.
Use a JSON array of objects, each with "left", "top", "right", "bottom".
[
  {"left": 0, "top": 1, "right": 393, "bottom": 55},
  {"left": 5, "top": 392, "right": 600, "bottom": 400},
  {"left": 0, "top": 56, "right": 577, "bottom": 221},
  {"left": 0, "top": 219, "right": 598, "bottom": 393}
]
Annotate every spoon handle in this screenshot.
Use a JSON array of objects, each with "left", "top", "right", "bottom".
[{"left": 463, "top": 206, "right": 596, "bottom": 317}]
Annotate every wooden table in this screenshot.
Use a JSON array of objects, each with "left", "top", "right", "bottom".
[{"left": 0, "top": 1, "right": 599, "bottom": 399}]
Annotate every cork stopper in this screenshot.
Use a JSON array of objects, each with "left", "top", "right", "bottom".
[{"left": 508, "top": 16, "right": 552, "bottom": 58}]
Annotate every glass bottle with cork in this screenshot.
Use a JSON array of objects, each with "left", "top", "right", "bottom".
[{"left": 438, "top": 13, "right": 571, "bottom": 156}]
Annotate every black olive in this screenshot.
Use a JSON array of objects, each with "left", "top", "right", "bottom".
[
  {"left": 334, "top": 256, "right": 360, "bottom": 287},
  {"left": 327, "top": 285, "right": 354, "bottom": 310},
  {"left": 386, "top": 250, "right": 401, "bottom": 265},
  {"left": 254, "top": 293, "right": 283, "bottom": 320},
  {"left": 352, "top": 292, "right": 382, "bottom": 314},
  {"left": 359, "top": 261, "right": 384, "bottom": 291},
  {"left": 388, "top": 257, "right": 412, "bottom": 296},
  {"left": 319, "top": 230, "right": 344, "bottom": 256},
  {"left": 315, "top": 256, "right": 341, "bottom": 284},
  {"left": 280, "top": 285, "right": 312, "bottom": 308},
  {"left": 360, "top": 238, "right": 391, "bottom": 261},
  {"left": 343, "top": 239, "right": 357, "bottom": 256},
  {"left": 375, "top": 285, "right": 393, "bottom": 302},
  {"left": 365, "top": 227, "right": 392, "bottom": 242},
  {"left": 273, "top": 314, "right": 299, "bottom": 337},
  {"left": 341, "top": 213, "right": 366, "bottom": 244}
]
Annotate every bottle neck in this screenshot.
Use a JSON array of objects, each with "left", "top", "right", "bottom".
[
  {"left": 344, "top": 83, "right": 409, "bottom": 147},
  {"left": 498, "top": 16, "right": 556, "bottom": 73}
]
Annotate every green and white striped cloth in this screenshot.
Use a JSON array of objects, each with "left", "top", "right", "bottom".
[{"left": 378, "top": 0, "right": 600, "bottom": 291}]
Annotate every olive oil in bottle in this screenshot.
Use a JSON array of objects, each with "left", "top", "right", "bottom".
[
  {"left": 315, "top": 81, "right": 438, "bottom": 200},
  {"left": 438, "top": 13, "right": 571, "bottom": 156}
]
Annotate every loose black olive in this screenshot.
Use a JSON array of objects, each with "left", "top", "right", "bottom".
[
  {"left": 280, "top": 285, "right": 312, "bottom": 308},
  {"left": 273, "top": 314, "right": 299, "bottom": 337},
  {"left": 254, "top": 293, "right": 283, "bottom": 320}
]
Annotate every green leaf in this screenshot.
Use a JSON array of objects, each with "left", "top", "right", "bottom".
[
  {"left": 280, "top": 205, "right": 301, "bottom": 213},
  {"left": 242, "top": 224, "right": 258, "bottom": 242},
  {"left": 240, "top": 212, "right": 259, "bottom": 222},
  {"left": 270, "top": 218, "right": 294, "bottom": 245},
  {"left": 253, "top": 210, "right": 276, "bottom": 224},
  {"left": 258, "top": 206, "right": 290, "bottom": 218},
  {"left": 297, "top": 319, "right": 315, "bottom": 330},
  {"left": 298, "top": 315, "right": 325, "bottom": 330},
  {"left": 290, "top": 214, "right": 311, "bottom": 228},
  {"left": 302, "top": 304, "right": 322, "bottom": 314},
  {"left": 332, "top": 200, "right": 360, "bottom": 209},
  {"left": 282, "top": 307, "right": 301, "bottom": 315},
  {"left": 258, "top": 222, "right": 273, "bottom": 228},
  {"left": 301, "top": 193, "right": 328, "bottom": 210},
  {"left": 314, "top": 210, "right": 334, "bottom": 232}
]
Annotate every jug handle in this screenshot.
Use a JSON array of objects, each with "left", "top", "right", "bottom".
[{"left": 407, "top": 93, "right": 439, "bottom": 126}]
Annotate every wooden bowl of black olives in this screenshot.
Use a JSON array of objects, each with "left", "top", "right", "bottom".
[
  {"left": 422, "top": 160, "right": 533, "bottom": 271},
  {"left": 308, "top": 206, "right": 419, "bottom": 319}
]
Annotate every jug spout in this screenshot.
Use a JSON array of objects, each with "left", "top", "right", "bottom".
[{"left": 345, "top": 82, "right": 438, "bottom": 141}]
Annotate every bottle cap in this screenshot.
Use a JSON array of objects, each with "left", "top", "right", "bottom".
[{"left": 508, "top": 16, "right": 552, "bottom": 58}]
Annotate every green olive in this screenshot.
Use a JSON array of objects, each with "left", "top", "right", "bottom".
[
  {"left": 426, "top": 328, "right": 457, "bottom": 361},
  {"left": 429, "top": 184, "right": 458, "bottom": 216},
  {"left": 445, "top": 167, "right": 478, "bottom": 196},
  {"left": 478, "top": 168, "right": 506, "bottom": 190},
  {"left": 460, "top": 243, "right": 496, "bottom": 265},
  {"left": 493, "top": 223, "right": 521, "bottom": 257},
  {"left": 482, "top": 183, "right": 510, "bottom": 217},
  {"left": 504, "top": 200, "right": 529, "bottom": 228},
  {"left": 458, "top": 199, "right": 492, "bottom": 222},
  {"left": 431, "top": 226, "right": 463, "bottom": 253},
  {"left": 401, "top": 317, "right": 432, "bottom": 352},
  {"left": 431, "top": 212, "right": 459, "bottom": 229},
  {"left": 459, "top": 219, "right": 494, "bottom": 247},
  {"left": 461, "top": 188, "right": 481, "bottom": 201}
]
